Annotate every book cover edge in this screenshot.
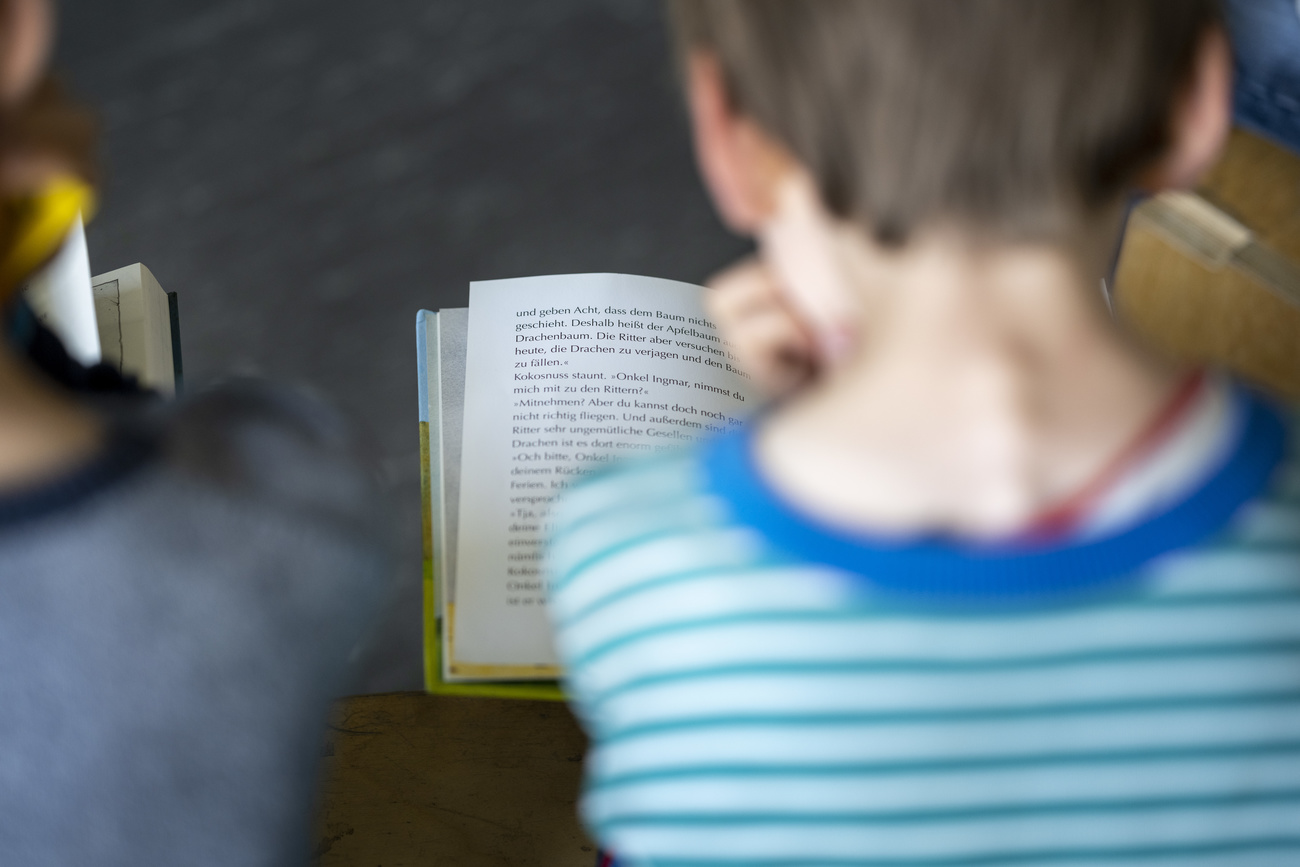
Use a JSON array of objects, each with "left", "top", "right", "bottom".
[{"left": 417, "top": 310, "right": 438, "bottom": 692}]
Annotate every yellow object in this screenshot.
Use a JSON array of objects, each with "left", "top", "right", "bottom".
[{"left": 0, "top": 176, "right": 95, "bottom": 295}]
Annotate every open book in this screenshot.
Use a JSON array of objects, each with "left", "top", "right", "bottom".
[{"left": 418, "top": 274, "right": 755, "bottom": 694}]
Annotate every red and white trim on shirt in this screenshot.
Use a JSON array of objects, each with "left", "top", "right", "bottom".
[{"left": 1024, "top": 370, "right": 1236, "bottom": 541}]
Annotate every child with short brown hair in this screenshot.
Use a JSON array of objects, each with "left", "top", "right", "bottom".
[{"left": 548, "top": 2, "right": 1300, "bottom": 863}]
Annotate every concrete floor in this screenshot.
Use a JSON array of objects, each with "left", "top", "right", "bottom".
[{"left": 55, "top": 0, "right": 748, "bottom": 692}]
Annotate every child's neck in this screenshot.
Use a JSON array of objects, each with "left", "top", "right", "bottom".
[{"left": 756, "top": 225, "right": 1183, "bottom": 540}]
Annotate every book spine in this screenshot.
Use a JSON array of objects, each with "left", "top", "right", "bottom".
[{"left": 166, "top": 291, "right": 183, "bottom": 393}]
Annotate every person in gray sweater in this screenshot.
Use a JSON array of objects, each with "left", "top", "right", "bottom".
[
  {"left": 0, "top": 0, "right": 391, "bottom": 863},
  {"left": 1, "top": 383, "right": 391, "bottom": 866}
]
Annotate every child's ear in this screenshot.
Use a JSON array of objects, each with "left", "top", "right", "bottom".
[
  {"left": 685, "top": 51, "right": 794, "bottom": 234},
  {"left": 1141, "top": 26, "right": 1233, "bottom": 192}
]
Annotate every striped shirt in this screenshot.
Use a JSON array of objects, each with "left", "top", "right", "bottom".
[{"left": 547, "top": 383, "right": 1300, "bottom": 866}]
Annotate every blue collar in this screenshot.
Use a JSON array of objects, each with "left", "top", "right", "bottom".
[{"left": 701, "top": 385, "right": 1289, "bottom": 605}]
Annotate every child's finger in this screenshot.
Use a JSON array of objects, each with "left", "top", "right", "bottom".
[
  {"left": 706, "top": 258, "right": 817, "bottom": 344},
  {"left": 718, "top": 301, "right": 818, "bottom": 395},
  {"left": 706, "top": 257, "right": 819, "bottom": 397},
  {"left": 730, "top": 306, "right": 817, "bottom": 394},
  {"left": 707, "top": 257, "right": 786, "bottom": 322}
]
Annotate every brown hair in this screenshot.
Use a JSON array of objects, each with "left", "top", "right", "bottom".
[{"left": 669, "top": 0, "right": 1221, "bottom": 245}]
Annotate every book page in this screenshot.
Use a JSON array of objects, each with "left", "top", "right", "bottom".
[
  {"left": 452, "top": 273, "right": 754, "bottom": 678},
  {"left": 26, "top": 216, "right": 99, "bottom": 365}
]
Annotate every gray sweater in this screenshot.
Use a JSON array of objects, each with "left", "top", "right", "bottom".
[{"left": 0, "top": 383, "right": 391, "bottom": 866}]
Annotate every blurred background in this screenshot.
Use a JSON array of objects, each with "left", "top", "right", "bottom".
[{"left": 55, "top": 0, "right": 749, "bottom": 691}]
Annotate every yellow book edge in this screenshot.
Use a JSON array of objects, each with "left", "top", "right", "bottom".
[{"left": 421, "top": 421, "right": 567, "bottom": 701}]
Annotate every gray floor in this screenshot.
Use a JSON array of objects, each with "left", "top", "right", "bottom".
[{"left": 56, "top": 0, "right": 747, "bottom": 691}]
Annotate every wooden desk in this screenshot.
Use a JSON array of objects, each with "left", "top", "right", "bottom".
[{"left": 313, "top": 693, "right": 595, "bottom": 866}]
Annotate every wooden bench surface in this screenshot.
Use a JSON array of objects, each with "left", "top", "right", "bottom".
[{"left": 314, "top": 692, "right": 595, "bottom": 866}]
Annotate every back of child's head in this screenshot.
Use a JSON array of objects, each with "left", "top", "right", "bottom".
[{"left": 669, "top": 0, "right": 1220, "bottom": 246}]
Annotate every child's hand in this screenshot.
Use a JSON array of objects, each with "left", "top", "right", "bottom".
[{"left": 706, "top": 257, "right": 818, "bottom": 398}]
